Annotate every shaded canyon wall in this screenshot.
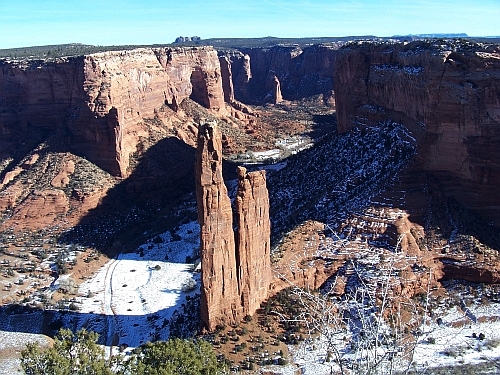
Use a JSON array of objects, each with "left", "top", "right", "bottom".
[
  {"left": 219, "top": 44, "right": 339, "bottom": 104},
  {"left": 334, "top": 40, "right": 500, "bottom": 227}
]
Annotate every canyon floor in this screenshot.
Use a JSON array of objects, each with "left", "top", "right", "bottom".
[{"left": 1, "top": 99, "right": 500, "bottom": 374}]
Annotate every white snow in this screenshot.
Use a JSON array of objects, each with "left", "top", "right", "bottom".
[
  {"left": 251, "top": 149, "right": 282, "bottom": 159},
  {"left": 373, "top": 64, "right": 424, "bottom": 74},
  {"left": 76, "top": 221, "right": 200, "bottom": 350},
  {"left": 0, "top": 331, "right": 51, "bottom": 375},
  {"left": 282, "top": 299, "right": 500, "bottom": 375},
  {"left": 412, "top": 302, "right": 500, "bottom": 370}
]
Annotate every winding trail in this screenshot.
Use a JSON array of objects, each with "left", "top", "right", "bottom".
[{"left": 103, "top": 257, "right": 120, "bottom": 356}]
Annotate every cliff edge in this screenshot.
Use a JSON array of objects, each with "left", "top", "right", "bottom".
[{"left": 335, "top": 40, "right": 500, "bottom": 227}]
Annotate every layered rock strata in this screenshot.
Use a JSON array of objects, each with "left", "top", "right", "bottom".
[
  {"left": 235, "top": 166, "right": 271, "bottom": 315},
  {"left": 196, "top": 121, "right": 240, "bottom": 328},
  {"left": 1, "top": 47, "right": 228, "bottom": 177},
  {"left": 196, "top": 121, "right": 271, "bottom": 331},
  {"left": 272, "top": 76, "right": 283, "bottom": 104},
  {"left": 0, "top": 43, "right": 340, "bottom": 180},
  {"left": 334, "top": 40, "right": 500, "bottom": 227},
  {"left": 219, "top": 44, "right": 339, "bottom": 104}
]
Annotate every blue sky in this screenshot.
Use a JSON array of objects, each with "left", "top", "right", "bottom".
[{"left": 1, "top": 0, "right": 498, "bottom": 49}]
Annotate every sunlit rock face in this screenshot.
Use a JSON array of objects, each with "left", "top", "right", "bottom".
[
  {"left": 195, "top": 121, "right": 241, "bottom": 331},
  {"left": 0, "top": 47, "right": 226, "bottom": 177},
  {"left": 235, "top": 166, "right": 271, "bottom": 316},
  {"left": 195, "top": 121, "right": 271, "bottom": 331},
  {"left": 334, "top": 40, "right": 500, "bottom": 227}
]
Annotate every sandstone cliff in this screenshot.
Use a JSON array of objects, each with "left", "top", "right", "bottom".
[
  {"left": 196, "top": 121, "right": 271, "bottom": 331},
  {"left": 271, "top": 76, "right": 283, "bottom": 104},
  {"left": 334, "top": 40, "right": 500, "bottom": 227},
  {"left": 219, "top": 44, "right": 339, "bottom": 104},
  {"left": 1, "top": 47, "right": 228, "bottom": 177},
  {"left": 196, "top": 121, "right": 241, "bottom": 330}
]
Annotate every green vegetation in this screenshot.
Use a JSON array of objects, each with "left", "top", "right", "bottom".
[
  {"left": 21, "top": 329, "right": 114, "bottom": 375},
  {"left": 128, "top": 338, "right": 223, "bottom": 375},
  {"left": 0, "top": 43, "right": 171, "bottom": 60},
  {"left": 2, "top": 36, "right": 499, "bottom": 62},
  {"left": 21, "top": 328, "right": 226, "bottom": 375}
]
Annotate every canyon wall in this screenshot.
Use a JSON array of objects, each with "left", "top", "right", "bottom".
[
  {"left": 0, "top": 43, "right": 339, "bottom": 178},
  {"left": 0, "top": 47, "right": 227, "bottom": 177},
  {"left": 334, "top": 40, "right": 500, "bottom": 227},
  {"left": 195, "top": 121, "right": 271, "bottom": 331},
  {"left": 219, "top": 44, "right": 339, "bottom": 104}
]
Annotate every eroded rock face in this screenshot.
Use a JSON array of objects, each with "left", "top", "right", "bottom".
[
  {"left": 196, "top": 121, "right": 241, "bottom": 330},
  {"left": 196, "top": 122, "right": 271, "bottom": 331},
  {"left": 236, "top": 166, "right": 271, "bottom": 315},
  {"left": 334, "top": 40, "right": 500, "bottom": 227},
  {"left": 9, "top": 189, "right": 69, "bottom": 229},
  {"left": 0, "top": 47, "right": 227, "bottom": 177},
  {"left": 219, "top": 44, "right": 339, "bottom": 104},
  {"left": 272, "top": 76, "right": 283, "bottom": 104}
]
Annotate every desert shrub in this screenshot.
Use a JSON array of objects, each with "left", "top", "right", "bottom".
[
  {"left": 21, "top": 329, "right": 225, "bottom": 375},
  {"left": 181, "top": 277, "right": 197, "bottom": 292},
  {"left": 485, "top": 338, "right": 500, "bottom": 349},
  {"left": 130, "top": 338, "right": 225, "bottom": 375},
  {"left": 21, "top": 329, "right": 114, "bottom": 375}
]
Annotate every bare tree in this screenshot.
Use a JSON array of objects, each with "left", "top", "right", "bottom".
[{"left": 273, "top": 234, "right": 432, "bottom": 375}]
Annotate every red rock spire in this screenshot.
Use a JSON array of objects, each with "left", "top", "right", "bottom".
[{"left": 196, "top": 121, "right": 271, "bottom": 331}]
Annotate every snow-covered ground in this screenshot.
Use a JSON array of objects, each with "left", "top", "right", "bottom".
[
  {"left": 412, "top": 303, "right": 500, "bottom": 371},
  {"left": 75, "top": 221, "right": 200, "bottom": 351},
  {"left": 272, "top": 238, "right": 500, "bottom": 375},
  {"left": 282, "top": 300, "right": 500, "bottom": 375},
  {"left": 0, "top": 331, "right": 51, "bottom": 375}
]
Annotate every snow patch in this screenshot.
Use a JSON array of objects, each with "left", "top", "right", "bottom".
[{"left": 76, "top": 221, "right": 201, "bottom": 350}]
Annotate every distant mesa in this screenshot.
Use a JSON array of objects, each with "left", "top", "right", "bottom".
[
  {"left": 174, "top": 36, "right": 202, "bottom": 44},
  {"left": 392, "top": 33, "right": 468, "bottom": 39}
]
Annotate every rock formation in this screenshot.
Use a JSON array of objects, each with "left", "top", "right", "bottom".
[
  {"left": 195, "top": 121, "right": 271, "bottom": 331},
  {"left": 235, "top": 166, "right": 271, "bottom": 315},
  {"left": 0, "top": 47, "right": 228, "bottom": 177},
  {"left": 219, "top": 44, "right": 339, "bottom": 104},
  {"left": 219, "top": 50, "right": 252, "bottom": 102},
  {"left": 219, "top": 55, "right": 236, "bottom": 103},
  {"left": 196, "top": 120, "right": 241, "bottom": 329},
  {"left": 334, "top": 40, "right": 500, "bottom": 228},
  {"left": 271, "top": 76, "right": 283, "bottom": 104},
  {"left": 0, "top": 43, "right": 340, "bottom": 179}
]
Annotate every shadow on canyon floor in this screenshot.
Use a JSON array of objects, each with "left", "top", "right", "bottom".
[
  {"left": 58, "top": 136, "right": 197, "bottom": 256},
  {"left": 57, "top": 135, "right": 242, "bottom": 259},
  {"left": 0, "top": 298, "right": 200, "bottom": 345}
]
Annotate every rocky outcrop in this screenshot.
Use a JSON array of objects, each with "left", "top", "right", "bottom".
[
  {"left": 218, "top": 54, "right": 257, "bottom": 123},
  {"left": 272, "top": 76, "right": 283, "bottom": 104},
  {"left": 196, "top": 121, "right": 271, "bottom": 331},
  {"left": 9, "top": 189, "right": 69, "bottom": 229},
  {"left": 334, "top": 40, "right": 500, "bottom": 227},
  {"left": 219, "top": 55, "right": 235, "bottom": 103},
  {"left": 219, "top": 44, "right": 339, "bottom": 104},
  {"left": 196, "top": 121, "right": 241, "bottom": 330},
  {"left": 221, "top": 51, "right": 252, "bottom": 102},
  {"left": 235, "top": 166, "right": 271, "bottom": 315},
  {"left": 0, "top": 46, "right": 228, "bottom": 177},
  {"left": 1, "top": 43, "right": 338, "bottom": 179}
]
